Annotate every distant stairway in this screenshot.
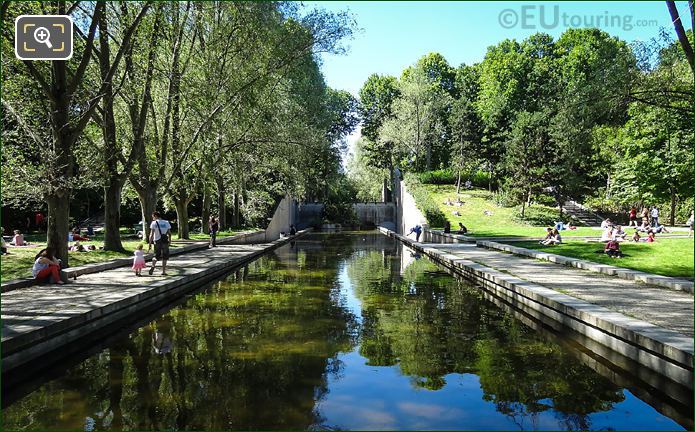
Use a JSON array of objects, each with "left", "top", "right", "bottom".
[{"left": 562, "top": 200, "right": 604, "bottom": 226}]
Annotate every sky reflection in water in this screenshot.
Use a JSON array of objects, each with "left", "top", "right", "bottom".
[{"left": 1, "top": 233, "right": 687, "bottom": 430}]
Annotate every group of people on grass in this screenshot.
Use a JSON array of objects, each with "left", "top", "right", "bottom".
[{"left": 1, "top": 228, "right": 31, "bottom": 255}]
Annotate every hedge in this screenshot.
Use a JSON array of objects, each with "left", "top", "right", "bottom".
[{"left": 404, "top": 174, "right": 447, "bottom": 228}]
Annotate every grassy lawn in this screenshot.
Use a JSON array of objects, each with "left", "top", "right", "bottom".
[
  {"left": 1, "top": 228, "right": 250, "bottom": 282},
  {"left": 422, "top": 184, "right": 598, "bottom": 238},
  {"left": 506, "top": 238, "right": 694, "bottom": 279}
]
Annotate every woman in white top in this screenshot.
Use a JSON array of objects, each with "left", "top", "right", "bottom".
[{"left": 32, "top": 247, "right": 64, "bottom": 284}]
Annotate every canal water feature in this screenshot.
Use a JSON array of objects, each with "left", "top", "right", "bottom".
[{"left": 1, "top": 232, "right": 690, "bottom": 430}]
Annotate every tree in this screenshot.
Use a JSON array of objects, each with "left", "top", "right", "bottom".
[
  {"left": 665, "top": 0, "right": 694, "bottom": 73},
  {"left": 449, "top": 64, "right": 482, "bottom": 193},
  {"left": 504, "top": 111, "right": 552, "bottom": 217},
  {"left": 380, "top": 68, "right": 451, "bottom": 171},
  {"left": 2, "top": 1, "right": 150, "bottom": 265}
]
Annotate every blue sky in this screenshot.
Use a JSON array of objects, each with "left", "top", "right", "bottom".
[
  {"left": 306, "top": 1, "right": 691, "bottom": 157},
  {"left": 309, "top": 1, "right": 690, "bottom": 96}
]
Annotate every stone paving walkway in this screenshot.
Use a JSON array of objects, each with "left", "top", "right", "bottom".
[
  {"left": 1, "top": 242, "right": 275, "bottom": 344},
  {"left": 432, "top": 243, "right": 694, "bottom": 337}
]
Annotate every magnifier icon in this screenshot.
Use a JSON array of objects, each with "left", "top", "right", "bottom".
[{"left": 33, "top": 26, "right": 53, "bottom": 49}]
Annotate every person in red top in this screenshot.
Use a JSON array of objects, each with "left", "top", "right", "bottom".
[
  {"left": 35, "top": 212, "right": 45, "bottom": 230},
  {"left": 604, "top": 239, "right": 623, "bottom": 258},
  {"left": 628, "top": 207, "right": 637, "bottom": 227}
]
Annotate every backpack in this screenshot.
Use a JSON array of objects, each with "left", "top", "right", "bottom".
[{"left": 156, "top": 221, "right": 169, "bottom": 244}]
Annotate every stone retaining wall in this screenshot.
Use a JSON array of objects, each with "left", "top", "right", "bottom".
[{"left": 378, "top": 227, "right": 693, "bottom": 389}]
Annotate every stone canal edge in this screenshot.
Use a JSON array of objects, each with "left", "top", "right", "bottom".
[
  {"left": 378, "top": 227, "right": 694, "bottom": 390},
  {"left": 1, "top": 229, "right": 312, "bottom": 374}
]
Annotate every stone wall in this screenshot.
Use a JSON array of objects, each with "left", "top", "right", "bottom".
[
  {"left": 353, "top": 203, "right": 395, "bottom": 228},
  {"left": 264, "top": 195, "right": 297, "bottom": 241},
  {"left": 396, "top": 179, "right": 428, "bottom": 236}
]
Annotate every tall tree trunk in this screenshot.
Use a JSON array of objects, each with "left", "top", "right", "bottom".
[
  {"left": 456, "top": 168, "right": 462, "bottom": 194},
  {"left": 103, "top": 182, "right": 125, "bottom": 251},
  {"left": 48, "top": 69, "right": 73, "bottom": 267},
  {"left": 201, "top": 188, "right": 211, "bottom": 233},
  {"left": 174, "top": 197, "right": 189, "bottom": 239},
  {"left": 136, "top": 187, "right": 157, "bottom": 241},
  {"left": 670, "top": 189, "right": 677, "bottom": 226},
  {"left": 488, "top": 162, "right": 493, "bottom": 192},
  {"left": 215, "top": 176, "right": 226, "bottom": 230},
  {"left": 233, "top": 192, "right": 240, "bottom": 228},
  {"left": 47, "top": 193, "right": 70, "bottom": 269},
  {"left": 98, "top": 7, "right": 126, "bottom": 252}
]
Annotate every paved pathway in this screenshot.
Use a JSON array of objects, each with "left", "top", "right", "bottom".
[
  {"left": 430, "top": 243, "right": 694, "bottom": 337},
  {"left": 1, "top": 242, "right": 275, "bottom": 346}
]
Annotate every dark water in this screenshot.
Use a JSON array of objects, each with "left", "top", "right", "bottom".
[{"left": 1, "top": 233, "right": 688, "bottom": 430}]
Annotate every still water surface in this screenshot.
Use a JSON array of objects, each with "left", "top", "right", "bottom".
[{"left": 1, "top": 233, "right": 688, "bottom": 430}]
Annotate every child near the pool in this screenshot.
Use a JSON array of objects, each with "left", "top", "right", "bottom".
[{"left": 132, "top": 243, "right": 146, "bottom": 276}]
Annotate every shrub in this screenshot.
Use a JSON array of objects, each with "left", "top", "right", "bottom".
[
  {"left": 469, "top": 169, "right": 490, "bottom": 188},
  {"left": 404, "top": 174, "right": 447, "bottom": 228},
  {"left": 492, "top": 188, "right": 515, "bottom": 208},
  {"left": 417, "top": 169, "right": 456, "bottom": 185}
]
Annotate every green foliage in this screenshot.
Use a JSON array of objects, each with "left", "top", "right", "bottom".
[
  {"left": 347, "top": 139, "right": 389, "bottom": 202},
  {"left": 417, "top": 169, "right": 456, "bottom": 185},
  {"left": 404, "top": 175, "right": 447, "bottom": 228},
  {"left": 359, "top": 74, "right": 400, "bottom": 146}
]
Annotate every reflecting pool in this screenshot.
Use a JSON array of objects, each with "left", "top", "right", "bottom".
[{"left": 1, "top": 233, "right": 689, "bottom": 430}]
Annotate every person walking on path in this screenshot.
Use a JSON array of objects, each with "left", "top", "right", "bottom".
[
  {"left": 132, "top": 244, "right": 146, "bottom": 276},
  {"left": 208, "top": 215, "right": 219, "bottom": 248},
  {"left": 148, "top": 211, "right": 172, "bottom": 276},
  {"left": 650, "top": 206, "right": 659, "bottom": 227},
  {"left": 687, "top": 210, "right": 693, "bottom": 238}
]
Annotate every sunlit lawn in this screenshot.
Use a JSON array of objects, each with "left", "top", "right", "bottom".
[
  {"left": 424, "top": 184, "right": 599, "bottom": 238},
  {"left": 1, "top": 228, "right": 249, "bottom": 282},
  {"left": 507, "top": 238, "right": 694, "bottom": 279}
]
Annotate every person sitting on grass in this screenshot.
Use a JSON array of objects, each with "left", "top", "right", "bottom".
[
  {"left": 11, "top": 230, "right": 28, "bottom": 246},
  {"left": 69, "top": 241, "right": 85, "bottom": 252},
  {"left": 1, "top": 229, "right": 8, "bottom": 255},
  {"left": 541, "top": 228, "right": 562, "bottom": 245},
  {"left": 554, "top": 221, "right": 577, "bottom": 231},
  {"left": 540, "top": 227, "right": 553, "bottom": 244},
  {"left": 600, "top": 218, "right": 613, "bottom": 229},
  {"left": 444, "top": 197, "right": 453, "bottom": 206},
  {"left": 645, "top": 230, "right": 656, "bottom": 243},
  {"left": 457, "top": 222, "right": 468, "bottom": 235},
  {"left": 604, "top": 239, "right": 623, "bottom": 258},
  {"left": 652, "top": 224, "right": 670, "bottom": 234},
  {"left": 600, "top": 227, "right": 614, "bottom": 242},
  {"left": 32, "top": 247, "right": 64, "bottom": 284},
  {"left": 613, "top": 225, "right": 627, "bottom": 241},
  {"left": 632, "top": 230, "right": 641, "bottom": 242},
  {"left": 637, "top": 220, "right": 651, "bottom": 232}
]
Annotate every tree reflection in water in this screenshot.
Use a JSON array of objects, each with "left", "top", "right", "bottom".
[{"left": 1, "top": 233, "right": 684, "bottom": 431}]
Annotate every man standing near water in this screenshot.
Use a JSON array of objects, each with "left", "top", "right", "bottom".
[
  {"left": 408, "top": 224, "right": 422, "bottom": 242},
  {"left": 148, "top": 211, "right": 172, "bottom": 275}
]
